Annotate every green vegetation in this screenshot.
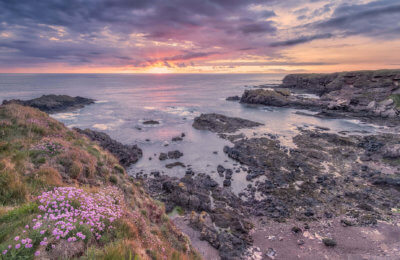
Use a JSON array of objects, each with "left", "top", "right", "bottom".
[
  {"left": 0, "top": 104, "right": 199, "bottom": 260},
  {"left": 389, "top": 94, "right": 400, "bottom": 109}
]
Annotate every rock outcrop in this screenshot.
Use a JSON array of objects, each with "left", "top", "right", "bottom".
[
  {"left": 74, "top": 128, "right": 142, "bottom": 168},
  {"left": 2, "top": 94, "right": 95, "bottom": 113},
  {"left": 240, "top": 70, "right": 400, "bottom": 120},
  {"left": 144, "top": 173, "right": 253, "bottom": 260},
  {"left": 192, "top": 113, "right": 263, "bottom": 133}
]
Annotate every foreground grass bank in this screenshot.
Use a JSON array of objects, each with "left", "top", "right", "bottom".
[{"left": 0, "top": 103, "right": 199, "bottom": 259}]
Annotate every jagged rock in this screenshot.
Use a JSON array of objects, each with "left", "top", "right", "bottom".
[
  {"left": 74, "top": 128, "right": 142, "bottom": 167},
  {"left": 193, "top": 113, "right": 263, "bottom": 133}
]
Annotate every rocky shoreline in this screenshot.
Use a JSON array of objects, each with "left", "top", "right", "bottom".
[
  {"left": 9, "top": 70, "right": 400, "bottom": 259},
  {"left": 240, "top": 70, "right": 400, "bottom": 125}
]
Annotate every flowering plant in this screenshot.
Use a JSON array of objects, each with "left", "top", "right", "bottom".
[
  {"left": 2, "top": 186, "right": 125, "bottom": 258},
  {"left": 31, "top": 140, "right": 65, "bottom": 155}
]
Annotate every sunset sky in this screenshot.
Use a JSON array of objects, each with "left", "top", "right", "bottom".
[{"left": 0, "top": 0, "right": 399, "bottom": 73}]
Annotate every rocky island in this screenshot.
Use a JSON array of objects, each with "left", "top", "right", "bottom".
[{"left": 2, "top": 95, "right": 95, "bottom": 114}]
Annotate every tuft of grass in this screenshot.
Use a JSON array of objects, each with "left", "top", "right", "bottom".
[
  {"left": 390, "top": 94, "right": 400, "bottom": 109},
  {"left": 114, "top": 164, "right": 125, "bottom": 174},
  {"left": 85, "top": 240, "right": 137, "bottom": 260},
  {"left": 109, "top": 175, "right": 118, "bottom": 184},
  {"left": 0, "top": 202, "right": 38, "bottom": 243},
  {"left": 0, "top": 169, "right": 27, "bottom": 205}
]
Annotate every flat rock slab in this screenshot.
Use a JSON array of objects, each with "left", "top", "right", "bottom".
[
  {"left": 192, "top": 113, "right": 263, "bottom": 133},
  {"left": 2, "top": 94, "right": 95, "bottom": 113}
]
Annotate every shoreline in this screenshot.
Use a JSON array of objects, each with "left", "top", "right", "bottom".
[{"left": 2, "top": 69, "right": 400, "bottom": 259}]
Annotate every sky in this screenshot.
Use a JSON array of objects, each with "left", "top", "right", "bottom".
[{"left": 0, "top": 0, "right": 400, "bottom": 73}]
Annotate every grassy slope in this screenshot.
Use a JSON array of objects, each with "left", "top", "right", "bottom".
[{"left": 0, "top": 104, "right": 199, "bottom": 260}]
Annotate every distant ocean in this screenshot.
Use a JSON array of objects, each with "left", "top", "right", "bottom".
[{"left": 0, "top": 73, "right": 380, "bottom": 193}]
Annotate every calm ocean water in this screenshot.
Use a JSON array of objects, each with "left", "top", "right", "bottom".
[{"left": 0, "top": 73, "right": 383, "bottom": 192}]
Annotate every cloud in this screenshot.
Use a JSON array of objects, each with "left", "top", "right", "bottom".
[
  {"left": 314, "top": 0, "right": 400, "bottom": 37},
  {"left": 269, "top": 33, "right": 333, "bottom": 47}
]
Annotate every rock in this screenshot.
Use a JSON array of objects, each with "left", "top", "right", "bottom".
[
  {"left": 243, "top": 70, "right": 400, "bottom": 121},
  {"left": 322, "top": 238, "right": 337, "bottom": 247},
  {"left": 226, "top": 96, "right": 241, "bottom": 101},
  {"left": 168, "top": 150, "right": 184, "bottom": 159},
  {"left": 217, "top": 165, "right": 225, "bottom": 174},
  {"left": 291, "top": 226, "right": 302, "bottom": 234},
  {"left": 265, "top": 248, "right": 277, "bottom": 259},
  {"left": 223, "top": 179, "right": 231, "bottom": 187},
  {"left": 192, "top": 113, "right": 263, "bottom": 133},
  {"left": 159, "top": 150, "right": 183, "bottom": 160},
  {"left": 144, "top": 173, "right": 252, "bottom": 259},
  {"left": 382, "top": 144, "right": 400, "bottom": 158},
  {"left": 143, "top": 120, "right": 159, "bottom": 125},
  {"left": 165, "top": 162, "right": 186, "bottom": 168},
  {"left": 172, "top": 136, "right": 183, "bottom": 142},
  {"left": 3, "top": 94, "right": 95, "bottom": 113},
  {"left": 74, "top": 128, "right": 142, "bottom": 167},
  {"left": 159, "top": 153, "right": 168, "bottom": 161}
]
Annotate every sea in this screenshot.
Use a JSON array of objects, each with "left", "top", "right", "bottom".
[{"left": 0, "top": 73, "right": 384, "bottom": 193}]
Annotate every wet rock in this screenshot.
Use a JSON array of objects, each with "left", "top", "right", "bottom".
[
  {"left": 144, "top": 173, "right": 252, "bottom": 260},
  {"left": 143, "top": 120, "right": 159, "bottom": 125},
  {"left": 159, "top": 153, "right": 168, "bottom": 161},
  {"left": 226, "top": 96, "right": 241, "bottom": 101},
  {"left": 165, "top": 162, "right": 186, "bottom": 168},
  {"left": 223, "top": 179, "right": 231, "bottom": 187},
  {"left": 193, "top": 113, "right": 263, "bottom": 133},
  {"left": 159, "top": 150, "right": 183, "bottom": 160},
  {"left": 74, "top": 128, "right": 142, "bottom": 168},
  {"left": 168, "top": 150, "right": 184, "bottom": 159},
  {"left": 217, "top": 165, "right": 225, "bottom": 174},
  {"left": 3, "top": 94, "right": 95, "bottom": 113}
]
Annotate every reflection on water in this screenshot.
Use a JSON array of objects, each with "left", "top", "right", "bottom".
[{"left": 0, "top": 73, "right": 386, "bottom": 193}]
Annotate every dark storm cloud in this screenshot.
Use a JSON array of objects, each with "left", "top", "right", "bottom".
[
  {"left": 270, "top": 33, "right": 333, "bottom": 47},
  {"left": 314, "top": 0, "right": 400, "bottom": 37},
  {"left": 0, "top": 0, "right": 282, "bottom": 67}
]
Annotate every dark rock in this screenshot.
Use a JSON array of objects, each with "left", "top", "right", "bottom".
[
  {"left": 167, "top": 150, "right": 184, "bottom": 159},
  {"left": 159, "top": 153, "right": 168, "bottom": 161},
  {"left": 223, "top": 179, "right": 231, "bottom": 187},
  {"left": 3, "top": 94, "right": 95, "bottom": 113},
  {"left": 144, "top": 173, "right": 252, "bottom": 260},
  {"left": 193, "top": 113, "right": 263, "bottom": 133},
  {"left": 322, "top": 238, "right": 337, "bottom": 247},
  {"left": 291, "top": 226, "right": 302, "bottom": 234},
  {"left": 165, "top": 162, "right": 186, "bottom": 168},
  {"left": 74, "top": 128, "right": 142, "bottom": 167},
  {"left": 143, "top": 120, "right": 159, "bottom": 125},
  {"left": 217, "top": 165, "right": 225, "bottom": 174},
  {"left": 226, "top": 96, "right": 240, "bottom": 101},
  {"left": 159, "top": 150, "right": 183, "bottom": 160}
]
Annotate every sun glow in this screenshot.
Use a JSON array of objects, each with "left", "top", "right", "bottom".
[{"left": 145, "top": 66, "right": 172, "bottom": 74}]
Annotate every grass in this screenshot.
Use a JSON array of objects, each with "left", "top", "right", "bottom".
[
  {"left": 0, "top": 104, "right": 199, "bottom": 260},
  {"left": 390, "top": 94, "right": 400, "bottom": 109}
]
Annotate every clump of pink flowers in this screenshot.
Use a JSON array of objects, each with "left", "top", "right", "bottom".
[
  {"left": 2, "top": 187, "right": 125, "bottom": 257},
  {"left": 31, "top": 140, "right": 65, "bottom": 155}
]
